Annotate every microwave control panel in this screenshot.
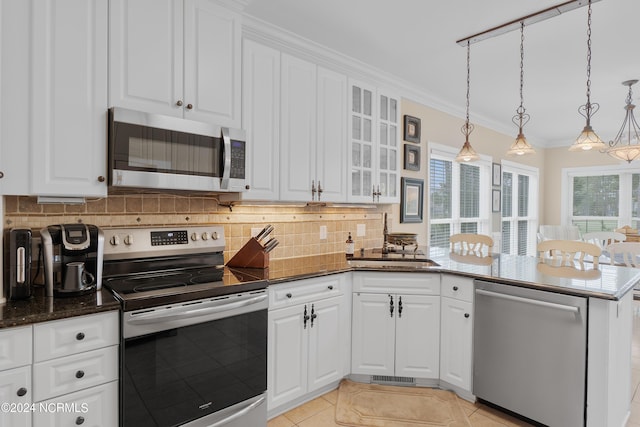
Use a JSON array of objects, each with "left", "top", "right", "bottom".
[{"left": 230, "top": 140, "right": 245, "bottom": 179}]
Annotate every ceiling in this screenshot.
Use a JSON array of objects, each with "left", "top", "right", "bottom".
[{"left": 243, "top": 0, "right": 639, "bottom": 149}]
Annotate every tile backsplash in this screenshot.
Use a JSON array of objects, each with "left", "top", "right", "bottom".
[{"left": 4, "top": 195, "right": 389, "bottom": 262}]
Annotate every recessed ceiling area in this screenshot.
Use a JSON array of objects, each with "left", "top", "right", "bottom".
[{"left": 243, "top": 0, "right": 639, "bottom": 148}]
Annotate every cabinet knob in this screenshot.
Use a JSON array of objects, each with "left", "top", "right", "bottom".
[
  {"left": 464, "top": 313, "right": 470, "bottom": 318},
  {"left": 0, "top": 171, "right": 4, "bottom": 179},
  {"left": 327, "top": 285, "right": 333, "bottom": 290},
  {"left": 186, "top": 103, "right": 193, "bottom": 110},
  {"left": 16, "top": 387, "right": 27, "bottom": 397},
  {"left": 245, "top": 184, "right": 251, "bottom": 190},
  {"left": 76, "top": 416, "right": 85, "bottom": 425},
  {"left": 97, "top": 176, "right": 105, "bottom": 182},
  {"left": 75, "top": 370, "right": 85, "bottom": 379},
  {"left": 286, "top": 293, "right": 292, "bottom": 298},
  {"left": 453, "top": 286, "right": 459, "bottom": 291},
  {"left": 76, "top": 332, "right": 85, "bottom": 341},
  {"left": 176, "top": 100, "right": 183, "bottom": 106}
]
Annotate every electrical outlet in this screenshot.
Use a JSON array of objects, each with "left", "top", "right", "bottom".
[
  {"left": 357, "top": 224, "right": 366, "bottom": 237},
  {"left": 320, "top": 225, "right": 327, "bottom": 240},
  {"left": 251, "top": 227, "right": 262, "bottom": 238}
]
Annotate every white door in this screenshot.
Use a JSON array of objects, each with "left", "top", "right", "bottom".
[
  {"left": 109, "top": 0, "right": 183, "bottom": 117},
  {"left": 280, "top": 54, "right": 316, "bottom": 201},
  {"left": 183, "top": 0, "right": 240, "bottom": 127},
  {"left": 395, "top": 295, "right": 440, "bottom": 379},
  {"left": 351, "top": 292, "right": 395, "bottom": 376},
  {"left": 31, "top": 0, "right": 108, "bottom": 197},
  {"left": 376, "top": 90, "right": 400, "bottom": 203},
  {"left": 0, "top": 0, "right": 30, "bottom": 195},
  {"left": 242, "top": 39, "right": 280, "bottom": 200},
  {"left": 440, "top": 297, "right": 473, "bottom": 391},
  {"left": 267, "top": 304, "right": 308, "bottom": 410},
  {"left": 315, "top": 67, "right": 347, "bottom": 202},
  {"left": 307, "top": 296, "right": 343, "bottom": 392},
  {"left": 0, "top": 366, "right": 31, "bottom": 427},
  {"left": 348, "top": 79, "right": 376, "bottom": 203}
]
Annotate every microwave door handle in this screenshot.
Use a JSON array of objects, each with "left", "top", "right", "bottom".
[{"left": 221, "top": 127, "right": 231, "bottom": 190}]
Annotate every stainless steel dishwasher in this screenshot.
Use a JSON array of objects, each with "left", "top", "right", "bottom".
[{"left": 473, "top": 280, "right": 587, "bottom": 427}]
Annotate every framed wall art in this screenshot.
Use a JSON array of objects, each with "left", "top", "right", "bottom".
[
  {"left": 400, "top": 177, "right": 424, "bottom": 223},
  {"left": 403, "top": 115, "right": 421, "bottom": 143},
  {"left": 492, "top": 189, "right": 501, "bottom": 212},
  {"left": 403, "top": 144, "right": 420, "bottom": 171},
  {"left": 492, "top": 162, "right": 502, "bottom": 187}
]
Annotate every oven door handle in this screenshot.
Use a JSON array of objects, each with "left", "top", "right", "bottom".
[
  {"left": 208, "top": 395, "right": 266, "bottom": 427},
  {"left": 127, "top": 294, "right": 267, "bottom": 325}
]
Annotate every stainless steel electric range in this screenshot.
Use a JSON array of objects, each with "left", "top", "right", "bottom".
[{"left": 102, "top": 226, "right": 268, "bottom": 427}]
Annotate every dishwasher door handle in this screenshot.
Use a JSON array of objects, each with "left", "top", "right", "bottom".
[{"left": 475, "top": 289, "right": 580, "bottom": 315}]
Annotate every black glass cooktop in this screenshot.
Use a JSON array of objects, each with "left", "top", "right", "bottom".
[{"left": 103, "top": 266, "right": 225, "bottom": 295}]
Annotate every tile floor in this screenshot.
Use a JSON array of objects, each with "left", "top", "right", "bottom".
[{"left": 268, "top": 299, "right": 640, "bottom": 427}]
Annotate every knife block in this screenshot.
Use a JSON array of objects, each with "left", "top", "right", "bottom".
[{"left": 226, "top": 237, "right": 269, "bottom": 268}]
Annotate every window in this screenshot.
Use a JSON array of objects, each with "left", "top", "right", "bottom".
[
  {"left": 500, "top": 161, "right": 539, "bottom": 256},
  {"left": 429, "top": 144, "right": 491, "bottom": 248},
  {"left": 563, "top": 166, "right": 640, "bottom": 232}
]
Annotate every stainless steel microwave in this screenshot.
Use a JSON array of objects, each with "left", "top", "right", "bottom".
[{"left": 108, "top": 107, "right": 247, "bottom": 193}]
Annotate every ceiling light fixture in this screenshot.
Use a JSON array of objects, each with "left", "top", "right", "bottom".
[
  {"left": 507, "top": 22, "right": 535, "bottom": 157},
  {"left": 455, "top": 41, "right": 479, "bottom": 163},
  {"left": 605, "top": 80, "right": 640, "bottom": 163},
  {"left": 568, "top": 0, "right": 605, "bottom": 152}
]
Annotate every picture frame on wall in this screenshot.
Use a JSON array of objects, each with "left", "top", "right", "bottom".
[
  {"left": 492, "top": 189, "right": 501, "bottom": 212},
  {"left": 492, "top": 162, "right": 502, "bottom": 187},
  {"left": 403, "top": 144, "right": 420, "bottom": 171},
  {"left": 403, "top": 115, "right": 421, "bottom": 143},
  {"left": 400, "top": 177, "right": 424, "bottom": 223}
]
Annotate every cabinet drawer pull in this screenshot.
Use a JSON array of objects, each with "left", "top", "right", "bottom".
[
  {"left": 176, "top": 100, "right": 183, "bottom": 106},
  {"left": 453, "top": 286, "right": 459, "bottom": 291},
  {"left": 76, "top": 416, "right": 85, "bottom": 425},
  {"left": 97, "top": 176, "right": 105, "bottom": 182},
  {"left": 75, "top": 370, "right": 85, "bottom": 379},
  {"left": 286, "top": 293, "right": 292, "bottom": 299},
  {"left": 327, "top": 285, "right": 333, "bottom": 290},
  {"left": 186, "top": 103, "right": 193, "bottom": 110},
  {"left": 464, "top": 313, "right": 470, "bottom": 318},
  {"left": 16, "top": 387, "right": 27, "bottom": 397},
  {"left": 76, "top": 332, "right": 85, "bottom": 341}
]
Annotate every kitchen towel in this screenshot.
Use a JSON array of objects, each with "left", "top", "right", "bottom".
[{"left": 335, "top": 379, "right": 471, "bottom": 427}]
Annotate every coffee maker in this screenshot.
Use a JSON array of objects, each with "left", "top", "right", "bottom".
[{"left": 41, "top": 224, "right": 104, "bottom": 297}]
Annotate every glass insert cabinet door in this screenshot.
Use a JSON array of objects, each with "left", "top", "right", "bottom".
[{"left": 349, "top": 80, "right": 400, "bottom": 203}]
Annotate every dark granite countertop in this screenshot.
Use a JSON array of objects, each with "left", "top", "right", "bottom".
[{"left": 0, "top": 286, "right": 121, "bottom": 329}]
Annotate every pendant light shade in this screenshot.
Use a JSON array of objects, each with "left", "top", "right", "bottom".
[
  {"left": 606, "top": 80, "right": 640, "bottom": 163},
  {"left": 456, "top": 42, "right": 479, "bottom": 163},
  {"left": 507, "top": 22, "right": 535, "bottom": 157},
  {"left": 569, "top": 0, "right": 605, "bottom": 152}
]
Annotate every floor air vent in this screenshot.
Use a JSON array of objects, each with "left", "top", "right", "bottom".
[{"left": 371, "top": 375, "right": 416, "bottom": 386}]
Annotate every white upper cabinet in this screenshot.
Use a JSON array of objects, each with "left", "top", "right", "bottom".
[
  {"left": 0, "top": 0, "right": 108, "bottom": 197},
  {"left": 241, "top": 39, "right": 280, "bottom": 200},
  {"left": 280, "top": 54, "right": 347, "bottom": 202},
  {"left": 109, "top": 0, "right": 241, "bottom": 127},
  {"left": 348, "top": 80, "right": 399, "bottom": 203}
]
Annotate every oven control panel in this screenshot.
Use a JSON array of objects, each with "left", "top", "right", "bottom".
[{"left": 102, "top": 226, "right": 225, "bottom": 259}]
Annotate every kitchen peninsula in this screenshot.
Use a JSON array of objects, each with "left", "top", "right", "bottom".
[{"left": 265, "top": 249, "right": 639, "bottom": 427}]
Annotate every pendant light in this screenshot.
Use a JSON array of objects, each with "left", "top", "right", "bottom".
[
  {"left": 506, "top": 22, "right": 535, "bottom": 156},
  {"left": 606, "top": 80, "right": 640, "bottom": 163},
  {"left": 569, "top": 0, "right": 605, "bottom": 152},
  {"left": 455, "top": 41, "right": 480, "bottom": 163}
]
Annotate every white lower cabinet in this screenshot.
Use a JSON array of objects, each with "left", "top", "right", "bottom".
[
  {"left": 439, "top": 274, "right": 474, "bottom": 394},
  {"left": 351, "top": 272, "right": 440, "bottom": 380},
  {"left": 267, "top": 274, "right": 350, "bottom": 412},
  {"left": 0, "top": 366, "right": 31, "bottom": 427}
]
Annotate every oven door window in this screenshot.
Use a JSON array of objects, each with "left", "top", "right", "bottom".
[
  {"left": 123, "top": 309, "right": 266, "bottom": 427},
  {"left": 112, "top": 122, "right": 222, "bottom": 178}
]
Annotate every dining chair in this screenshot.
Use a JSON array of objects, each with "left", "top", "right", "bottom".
[
  {"left": 537, "top": 225, "right": 582, "bottom": 243},
  {"left": 450, "top": 233, "right": 493, "bottom": 255},
  {"left": 605, "top": 242, "right": 640, "bottom": 268},
  {"left": 582, "top": 231, "right": 626, "bottom": 252},
  {"left": 537, "top": 239, "right": 602, "bottom": 268}
]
